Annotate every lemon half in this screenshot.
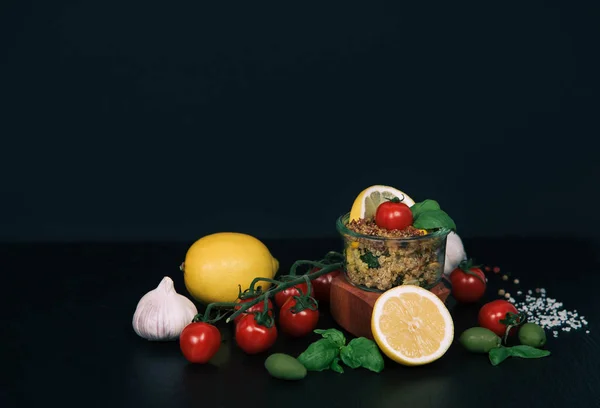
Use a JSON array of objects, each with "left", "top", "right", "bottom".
[
  {"left": 349, "top": 185, "right": 415, "bottom": 221},
  {"left": 371, "top": 285, "right": 454, "bottom": 366}
]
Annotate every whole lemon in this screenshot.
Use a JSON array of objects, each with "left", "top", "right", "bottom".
[{"left": 182, "top": 232, "right": 279, "bottom": 304}]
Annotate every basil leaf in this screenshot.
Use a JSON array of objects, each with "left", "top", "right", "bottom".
[
  {"left": 330, "top": 357, "right": 344, "bottom": 374},
  {"left": 297, "top": 339, "right": 340, "bottom": 371},
  {"left": 340, "top": 338, "right": 385, "bottom": 373},
  {"left": 340, "top": 345, "right": 360, "bottom": 369},
  {"left": 359, "top": 250, "right": 380, "bottom": 268},
  {"left": 314, "top": 329, "right": 346, "bottom": 348},
  {"left": 412, "top": 209, "right": 457, "bottom": 231},
  {"left": 410, "top": 199, "right": 440, "bottom": 219},
  {"left": 489, "top": 346, "right": 511, "bottom": 366},
  {"left": 488, "top": 345, "right": 550, "bottom": 366},
  {"left": 508, "top": 345, "right": 551, "bottom": 359}
]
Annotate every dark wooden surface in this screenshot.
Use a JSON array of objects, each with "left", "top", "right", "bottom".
[{"left": 4, "top": 237, "right": 600, "bottom": 408}]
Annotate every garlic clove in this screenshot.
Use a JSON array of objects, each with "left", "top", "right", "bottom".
[{"left": 132, "top": 276, "right": 199, "bottom": 341}]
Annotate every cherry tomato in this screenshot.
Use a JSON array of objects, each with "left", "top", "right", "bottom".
[
  {"left": 179, "top": 322, "right": 221, "bottom": 364},
  {"left": 279, "top": 297, "right": 320, "bottom": 337},
  {"left": 233, "top": 297, "right": 274, "bottom": 325},
  {"left": 310, "top": 267, "right": 341, "bottom": 303},
  {"left": 274, "top": 283, "right": 313, "bottom": 308},
  {"left": 449, "top": 262, "right": 486, "bottom": 303},
  {"left": 478, "top": 300, "right": 520, "bottom": 337},
  {"left": 375, "top": 197, "right": 413, "bottom": 230},
  {"left": 235, "top": 314, "right": 278, "bottom": 355}
]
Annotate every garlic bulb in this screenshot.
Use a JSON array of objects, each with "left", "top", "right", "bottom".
[
  {"left": 132, "top": 276, "right": 198, "bottom": 341},
  {"left": 443, "top": 231, "right": 467, "bottom": 276}
]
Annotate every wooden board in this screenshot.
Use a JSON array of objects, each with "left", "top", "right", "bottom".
[{"left": 329, "top": 274, "right": 451, "bottom": 340}]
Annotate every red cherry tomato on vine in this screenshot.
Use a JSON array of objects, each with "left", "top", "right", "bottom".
[
  {"left": 233, "top": 297, "right": 274, "bottom": 325},
  {"left": 235, "top": 314, "right": 278, "bottom": 354},
  {"left": 449, "top": 261, "right": 486, "bottom": 303},
  {"left": 274, "top": 283, "right": 313, "bottom": 308},
  {"left": 179, "top": 322, "right": 221, "bottom": 364},
  {"left": 279, "top": 297, "right": 320, "bottom": 337},
  {"left": 375, "top": 197, "right": 413, "bottom": 230},
  {"left": 310, "top": 267, "right": 341, "bottom": 303},
  {"left": 478, "top": 300, "right": 520, "bottom": 337}
]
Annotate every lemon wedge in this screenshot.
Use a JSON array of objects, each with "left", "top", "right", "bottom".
[
  {"left": 349, "top": 185, "right": 415, "bottom": 221},
  {"left": 371, "top": 285, "right": 454, "bottom": 366}
]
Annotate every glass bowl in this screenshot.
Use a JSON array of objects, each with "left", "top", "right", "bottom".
[{"left": 335, "top": 213, "right": 451, "bottom": 292}]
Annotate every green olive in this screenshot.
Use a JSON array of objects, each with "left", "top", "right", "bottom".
[
  {"left": 264, "top": 353, "right": 307, "bottom": 380},
  {"left": 459, "top": 327, "right": 502, "bottom": 353},
  {"left": 518, "top": 323, "right": 547, "bottom": 348}
]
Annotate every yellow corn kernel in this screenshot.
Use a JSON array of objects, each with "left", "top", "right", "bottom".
[
  {"left": 350, "top": 241, "right": 359, "bottom": 249},
  {"left": 417, "top": 229, "right": 428, "bottom": 235}
]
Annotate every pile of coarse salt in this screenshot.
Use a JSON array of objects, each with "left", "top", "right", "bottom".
[{"left": 511, "top": 288, "right": 590, "bottom": 338}]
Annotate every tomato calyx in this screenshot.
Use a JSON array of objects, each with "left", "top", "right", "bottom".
[
  {"left": 386, "top": 195, "right": 405, "bottom": 204},
  {"left": 289, "top": 295, "right": 318, "bottom": 313},
  {"left": 499, "top": 311, "right": 527, "bottom": 344},
  {"left": 457, "top": 259, "right": 486, "bottom": 285},
  {"left": 458, "top": 258, "right": 482, "bottom": 270},
  {"left": 237, "top": 284, "right": 266, "bottom": 301},
  {"left": 250, "top": 299, "right": 277, "bottom": 328},
  {"left": 288, "top": 275, "right": 319, "bottom": 313}
]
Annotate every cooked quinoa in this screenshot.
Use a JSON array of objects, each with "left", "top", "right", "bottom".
[
  {"left": 347, "top": 218, "right": 426, "bottom": 238},
  {"left": 343, "top": 217, "right": 446, "bottom": 291}
]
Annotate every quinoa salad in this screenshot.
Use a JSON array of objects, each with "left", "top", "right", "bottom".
[
  {"left": 342, "top": 217, "right": 448, "bottom": 291},
  {"left": 337, "top": 189, "right": 456, "bottom": 292}
]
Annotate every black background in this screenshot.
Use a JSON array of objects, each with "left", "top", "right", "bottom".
[
  {"left": 3, "top": 3, "right": 600, "bottom": 406},
  {"left": 1, "top": 0, "right": 599, "bottom": 243}
]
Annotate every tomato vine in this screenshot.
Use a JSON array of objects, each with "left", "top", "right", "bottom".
[{"left": 190, "top": 251, "right": 344, "bottom": 326}]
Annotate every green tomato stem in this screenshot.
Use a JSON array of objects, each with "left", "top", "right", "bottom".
[
  {"left": 192, "top": 302, "right": 238, "bottom": 323},
  {"left": 499, "top": 311, "right": 527, "bottom": 345},
  {"left": 248, "top": 277, "right": 283, "bottom": 292},
  {"left": 303, "top": 274, "right": 312, "bottom": 297},
  {"left": 224, "top": 260, "right": 343, "bottom": 324},
  {"left": 288, "top": 259, "right": 338, "bottom": 276}
]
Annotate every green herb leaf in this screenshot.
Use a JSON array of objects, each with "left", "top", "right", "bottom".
[
  {"left": 314, "top": 328, "right": 347, "bottom": 348},
  {"left": 507, "top": 345, "right": 551, "bottom": 359},
  {"left": 297, "top": 339, "right": 340, "bottom": 371},
  {"left": 340, "top": 338, "right": 385, "bottom": 373},
  {"left": 330, "top": 357, "right": 344, "bottom": 374},
  {"left": 340, "top": 346, "right": 360, "bottom": 369},
  {"left": 412, "top": 209, "right": 457, "bottom": 231},
  {"left": 410, "top": 199, "right": 441, "bottom": 219},
  {"left": 359, "top": 250, "right": 380, "bottom": 269},
  {"left": 488, "top": 346, "right": 511, "bottom": 366},
  {"left": 489, "top": 345, "right": 551, "bottom": 366}
]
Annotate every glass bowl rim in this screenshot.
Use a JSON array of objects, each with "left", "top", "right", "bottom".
[{"left": 336, "top": 212, "right": 452, "bottom": 242}]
